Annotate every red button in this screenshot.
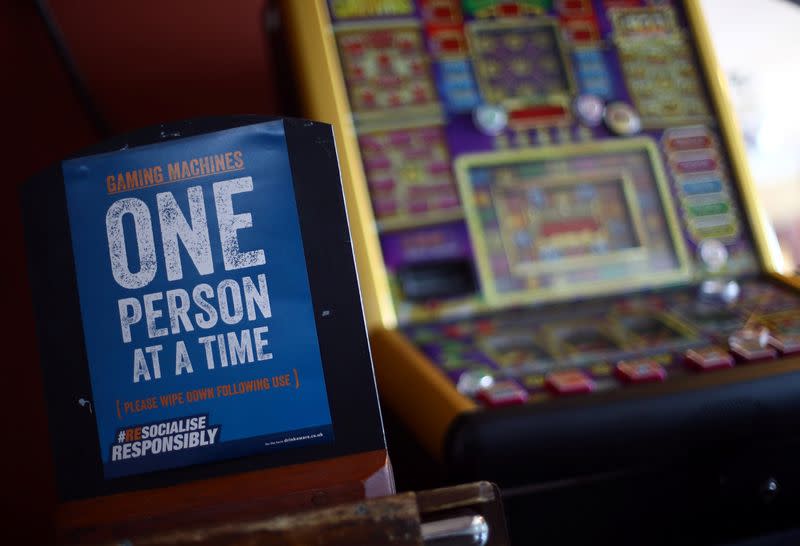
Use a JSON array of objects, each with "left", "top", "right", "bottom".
[
  {"left": 545, "top": 370, "right": 595, "bottom": 395},
  {"left": 685, "top": 347, "right": 734, "bottom": 371},
  {"left": 476, "top": 380, "right": 529, "bottom": 407},
  {"left": 615, "top": 359, "right": 667, "bottom": 383},
  {"left": 729, "top": 343, "right": 777, "bottom": 362}
]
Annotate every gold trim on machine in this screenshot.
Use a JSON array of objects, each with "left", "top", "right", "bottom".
[
  {"left": 370, "top": 329, "right": 476, "bottom": 459},
  {"left": 282, "top": 1, "right": 474, "bottom": 458},
  {"left": 685, "top": 1, "right": 778, "bottom": 272},
  {"left": 281, "top": 0, "right": 397, "bottom": 330}
]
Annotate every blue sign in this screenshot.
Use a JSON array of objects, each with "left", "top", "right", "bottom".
[{"left": 63, "top": 121, "right": 333, "bottom": 478}]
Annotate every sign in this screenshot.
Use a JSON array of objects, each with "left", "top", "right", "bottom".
[{"left": 62, "top": 121, "right": 333, "bottom": 478}]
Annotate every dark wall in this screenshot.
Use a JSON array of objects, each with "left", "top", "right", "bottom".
[{"left": 1, "top": 1, "right": 280, "bottom": 541}]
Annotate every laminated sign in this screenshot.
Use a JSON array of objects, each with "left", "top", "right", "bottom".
[
  {"left": 62, "top": 121, "right": 333, "bottom": 478},
  {"left": 23, "top": 117, "right": 391, "bottom": 537}
]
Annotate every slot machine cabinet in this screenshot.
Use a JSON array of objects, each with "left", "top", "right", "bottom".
[{"left": 282, "top": 2, "right": 800, "bottom": 539}]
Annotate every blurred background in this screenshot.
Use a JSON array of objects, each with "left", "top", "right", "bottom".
[{"left": 703, "top": 0, "right": 800, "bottom": 274}]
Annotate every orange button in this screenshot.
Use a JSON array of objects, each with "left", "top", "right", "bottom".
[
  {"left": 615, "top": 359, "right": 666, "bottom": 383},
  {"left": 545, "top": 370, "right": 595, "bottom": 395},
  {"left": 685, "top": 347, "right": 734, "bottom": 371}
]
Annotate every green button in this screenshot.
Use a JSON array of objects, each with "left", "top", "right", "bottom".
[{"left": 688, "top": 202, "right": 729, "bottom": 217}]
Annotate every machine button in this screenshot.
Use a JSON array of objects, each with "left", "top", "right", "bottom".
[
  {"left": 698, "top": 279, "right": 740, "bottom": 305},
  {"left": 456, "top": 370, "right": 494, "bottom": 396},
  {"left": 760, "top": 477, "right": 780, "bottom": 504},
  {"left": 574, "top": 94, "right": 605, "bottom": 127},
  {"left": 729, "top": 326, "right": 777, "bottom": 362},
  {"left": 696, "top": 240, "right": 741, "bottom": 305},
  {"left": 615, "top": 359, "right": 667, "bottom": 383},
  {"left": 685, "top": 346, "right": 734, "bottom": 371},
  {"left": 545, "top": 370, "right": 595, "bottom": 395},
  {"left": 698, "top": 239, "right": 729, "bottom": 271},
  {"left": 603, "top": 101, "right": 641, "bottom": 136},
  {"left": 472, "top": 104, "right": 508, "bottom": 136},
  {"left": 769, "top": 333, "right": 800, "bottom": 355},
  {"left": 476, "top": 379, "right": 529, "bottom": 407}
]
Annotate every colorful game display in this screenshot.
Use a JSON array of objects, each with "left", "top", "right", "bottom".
[
  {"left": 283, "top": 0, "right": 800, "bottom": 467},
  {"left": 610, "top": 7, "right": 711, "bottom": 128},
  {"left": 467, "top": 18, "right": 574, "bottom": 112},
  {"left": 336, "top": 21, "right": 443, "bottom": 127},
  {"left": 360, "top": 125, "right": 461, "bottom": 229},
  {"left": 318, "top": 0, "right": 760, "bottom": 327},
  {"left": 315, "top": 0, "right": 775, "bottom": 388},
  {"left": 456, "top": 139, "right": 689, "bottom": 304}
]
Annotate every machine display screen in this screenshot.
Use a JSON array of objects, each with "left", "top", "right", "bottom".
[{"left": 457, "top": 140, "right": 689, "bottom": 305}]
